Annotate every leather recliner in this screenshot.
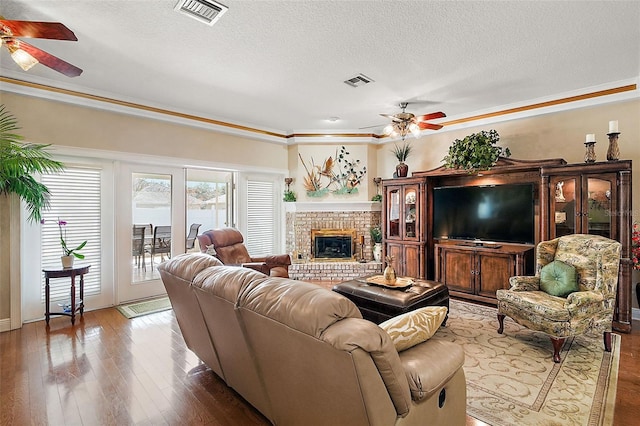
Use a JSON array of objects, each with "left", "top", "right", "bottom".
[{"left": 197, "top": 227, "right": 291, "bottom": 278}]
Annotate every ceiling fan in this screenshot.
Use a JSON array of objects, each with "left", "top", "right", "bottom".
[
  {"left": 0, "top": 16, "right": 82, "bottom": 77},
  {"left": 380, "top": 102, "right": 446, "bottom": 139}
]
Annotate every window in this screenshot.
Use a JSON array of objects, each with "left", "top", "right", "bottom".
[
  {"left": 245, "top": 178, "right": 276, "bottom": 257},
  {"left": 40, "top": 167, "right": 102, "bottom": 301},
  {"left": 186, "top": 169, "right": 232, "bottom": 235}
]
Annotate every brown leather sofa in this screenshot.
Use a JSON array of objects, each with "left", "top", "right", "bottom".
[
  {"left": 159, "top": 253, "right": 466, "bottom": 426},
  {"left": 196, "top": 227, "right": 291, "bottom": 277}
]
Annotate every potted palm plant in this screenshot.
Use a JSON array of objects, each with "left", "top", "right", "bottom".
[
  {"left": 0, "top": 105, "right": 64, "bottom": 223},
  {"left": 391, "top": 142, "right": 413, "bottom": 177}
]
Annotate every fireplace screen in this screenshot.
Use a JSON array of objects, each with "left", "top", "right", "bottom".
[{"left": 311, "top": 228, "right": 356, "bottom": 261}]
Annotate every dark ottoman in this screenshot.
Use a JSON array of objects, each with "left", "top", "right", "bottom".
[{"left": 332, "top": 277, "right": 450, "bottom": 324}]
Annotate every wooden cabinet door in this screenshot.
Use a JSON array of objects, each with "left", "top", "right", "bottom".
[
  {"left": 402, "top": 185, "right": 420, "bottom": 242},
  {"left": 441, "top": 248, "right": 474, "bottom": 294},
  {"left": 476, "top": 252, "right": 514, "bottom": 298},
  {"left": 385, "top": 186, "right": 402, "bottom": 240},
  {"left": 550, "top": 176, "right": 578, "bottom": 238},
  {"left": 386, "top": 242, "right": 403, "bottom": 269},
  {"left": 402, "top": 245, "right": 420, "bottom": 278},
  {"left": 583, "top": 174, "right": 617, "bottom": 240}
]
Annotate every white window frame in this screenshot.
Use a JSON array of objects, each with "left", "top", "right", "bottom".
[{"left": 236, "top": 172, "right": 285, "bottom": 256}]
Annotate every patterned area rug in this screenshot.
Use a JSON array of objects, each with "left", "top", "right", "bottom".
[
  {"left": 431, "top": 300, "right": 619, "bottom": 426},
  {"left": 116, "top": 297, "right": 172, "bottom": 319}
]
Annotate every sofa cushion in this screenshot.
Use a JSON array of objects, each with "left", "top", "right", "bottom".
[
  {"left": 159, "top": 252, "right": 222, "bottom": 280},
  {"left": 379, "top": 307, "right": 448, "bottom": 352},
  {"left": 540, "top": 260, "right": 578, "bottom": 297},
  {"left": 193, "top": 265, "right": 267, "bottom": 303},
  {"left": 238, "top": 277, "right": 362, "bottom": 338}
]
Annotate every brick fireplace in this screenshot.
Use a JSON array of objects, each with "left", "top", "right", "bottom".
[{"left": 285, "top": 201, "right": 382, "bottom": 281}]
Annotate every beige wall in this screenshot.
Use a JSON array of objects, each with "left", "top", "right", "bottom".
[
  {"left": 1, "top": 92, "right": 290, "bottom": 169},
  {"left": 1, "top": 92, "right": 639, "bottom": 324}
]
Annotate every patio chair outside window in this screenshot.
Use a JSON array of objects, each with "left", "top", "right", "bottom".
[{"left": 147, "top": 225, "right": 171, "bottom": 268}]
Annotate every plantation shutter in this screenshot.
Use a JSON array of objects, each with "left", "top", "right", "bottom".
[
  {"left": 245, "top": 179, "right": 275, "bottom": 257},
  {"left": 40, "top": 167, "right": 102, "bottom": 302}
]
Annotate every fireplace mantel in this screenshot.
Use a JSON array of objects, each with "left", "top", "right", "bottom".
[{"left": 285, "top": 201, "right": 382, "bottom": 213}]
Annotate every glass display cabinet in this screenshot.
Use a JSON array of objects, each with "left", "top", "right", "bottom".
[{"left": 382, "top": 177, "right": 425, "bottom": 278}]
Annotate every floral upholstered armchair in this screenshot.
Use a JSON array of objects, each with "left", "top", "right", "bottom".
[{"left": 496, "top": 234, "right": 621, "bottom": 363}]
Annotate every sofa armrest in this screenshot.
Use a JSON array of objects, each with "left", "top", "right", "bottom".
[
  {"left": 565, "top": 290, "right": 605, "bottom": 316},
  {"left": 265, "top": 254, "right": 292, "bottom": 266},
  {"left": 250, "top": 254, "right": 291, "bottom": 266},
  {"left": 508, "top": 276, "right": 540, "bottom": 292},
  {"left": 240, "top": 262, "right": 270, "bottom": 275},
  {"left": 397, "top": 340, "right": 465, "bottom": 401}
]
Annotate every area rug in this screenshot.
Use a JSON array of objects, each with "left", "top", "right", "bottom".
[
  {"left": 116, "top": 296, "right": 172, "bottom": 319},
  {"left": 431, "top": 299, "right": 619, "bottom": 426}
]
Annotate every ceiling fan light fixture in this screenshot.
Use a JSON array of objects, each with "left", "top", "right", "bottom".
[
  {"left": 6, "top": 43, "right": 38, "bottom": 71},
  {"left": 409, "top": 122, "right": 421, "bottom": 138}
]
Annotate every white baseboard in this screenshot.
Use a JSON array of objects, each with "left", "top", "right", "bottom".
[{"left": 0, "top": 318, "right": 11, "bottom": 333}]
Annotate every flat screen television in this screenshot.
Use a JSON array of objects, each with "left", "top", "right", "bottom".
[{"left": 433, "top": 183, "right": 535, "bottom": 245}]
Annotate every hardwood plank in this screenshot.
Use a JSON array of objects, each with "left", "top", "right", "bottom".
[{"left": 0, "top": 304, "right": 637, "bottom": 426}]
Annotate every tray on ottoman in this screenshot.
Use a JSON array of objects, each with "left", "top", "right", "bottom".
[{"left": 332, "top": 276, "right": 449, "bottom": 324}]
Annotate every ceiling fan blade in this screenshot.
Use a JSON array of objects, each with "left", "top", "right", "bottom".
[
  {"left": 416, "top": 111, "right": 446, "bottom": 121},
  {"left": 417, "top": 122, "right": 444, "bottom": 131},
  {"left": 13, "top": 40, "right": 82, "bottom": 77},
  {"left": 0, "top": 19, "right": 78, "bottom": 41},
  {"left": 379, "top": 113, "right": 403, "bottom": 122}
]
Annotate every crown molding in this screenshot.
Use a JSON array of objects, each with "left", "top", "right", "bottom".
[{"left": 1, "top": 76, "right": 637, "bottom": 144}]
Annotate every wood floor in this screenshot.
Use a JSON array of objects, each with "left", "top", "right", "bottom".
[{"left": 1, "top": 306, "right": 638, "bottom": 426}]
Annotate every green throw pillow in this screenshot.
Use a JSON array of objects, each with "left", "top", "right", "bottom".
[{"left": 539, "top": 260, "right": 579, "bottom": 297}]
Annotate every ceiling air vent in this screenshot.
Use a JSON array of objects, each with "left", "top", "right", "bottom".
[
  {"left": 175, "top": 0, "right": 228, "bottom": 26},
  {"left": 344, "top": 74, "right": 374, "bottom": 88}
]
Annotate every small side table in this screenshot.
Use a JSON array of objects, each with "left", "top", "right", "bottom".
[{"left": 42, "top": 264, "right": 90, "bottom": 325}]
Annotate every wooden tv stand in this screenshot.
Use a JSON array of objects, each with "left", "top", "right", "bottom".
[{"left": 434, "top": 242, "right": 534, "bottom": 305}]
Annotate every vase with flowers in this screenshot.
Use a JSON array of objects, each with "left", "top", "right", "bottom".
[{"left": 41, "top": 218, "right": 87, "bottom": 268}]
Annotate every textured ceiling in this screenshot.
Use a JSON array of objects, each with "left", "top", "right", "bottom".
[{"left": 1, "top": 1, "right": 639, "bottom": 136}]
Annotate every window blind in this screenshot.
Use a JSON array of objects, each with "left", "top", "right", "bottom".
[
  {"left": 41, "top": 167, "right": 102, "bottom": 302},
  {"left": 245, "top": 179, "right": 275, "bottom": 257}
]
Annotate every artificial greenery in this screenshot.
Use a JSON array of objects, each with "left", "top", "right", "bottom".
[
  {"left": 283, "top": 190, "right": 297, "bottom": 202},
  {"left": 370, "top": 225, "right": 382, "bottom": 243},
  {"left": 371, "top": 193, "right": 382, "bottom": 202},
  {"left": 391, "top": 142, "right": 413, "bottom": 162},
  {"left": 0, "top": 105, "right": 64, "bottom": 223},
  {"left": 333, "top": 145, "right": 366, "bottom": 194},
  {"left": 442, "top": 129, "right": 511, "bottom": 173}
]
